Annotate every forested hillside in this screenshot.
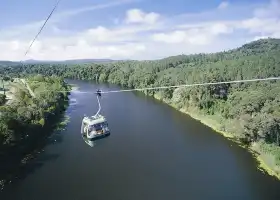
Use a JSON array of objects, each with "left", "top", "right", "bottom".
[{"left": 2, "top": 38, "right": 280, "bottom": 177}]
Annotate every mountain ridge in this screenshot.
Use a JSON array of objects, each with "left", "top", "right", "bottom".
[{"left": 0, "top": 58, "right": 118, "bottom": 66}]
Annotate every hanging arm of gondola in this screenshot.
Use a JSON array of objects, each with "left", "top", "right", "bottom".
[
  {"left": 96, "top": 89, "right": 102, "bottom": 97},
  {"left": 94, "top": 89, "right": 102, "bottom": 117}
]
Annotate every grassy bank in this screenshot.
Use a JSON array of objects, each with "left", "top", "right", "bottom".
[{"left": 153, "top": 94, "right": 280, "bottom": 180}]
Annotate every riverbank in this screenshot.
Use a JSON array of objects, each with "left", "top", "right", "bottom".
[
  {"left": 0, "top": 77, "right": 72, "bottom": 191},
  {"left": 153, "top": 94, "right": 280, "bottom": 180},
  {"left": 0, "top": 101, "right": 70, "bottom": 191}
]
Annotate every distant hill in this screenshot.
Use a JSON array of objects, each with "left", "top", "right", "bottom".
[
  {"left": 0, "top": 61, "right": 20, "bottom": 67},
  {"left": 0, "top": 59, "right": 118, "bottom": 67},
  {"left": 23, "top": 59, "right": 117, "bottom": 64},
  {"left": 156, "top": 38, "right": 280, "bottom": 64}
]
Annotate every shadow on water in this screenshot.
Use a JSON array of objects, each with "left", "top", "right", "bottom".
[
  {"left": 0, "top": 105, "right": 69, "bottom": 192},
  {"left": 81, "top": 133, "right": 111, "bottom": 148}
]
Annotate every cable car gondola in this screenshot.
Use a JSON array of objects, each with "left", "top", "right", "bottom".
[{"left": 81, "top": 89, "right": 110, "bottom": 140}]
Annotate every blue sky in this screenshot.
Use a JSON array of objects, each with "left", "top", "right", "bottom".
[{"left": 0, "top": 0, "right": 279, "bottom": 61}]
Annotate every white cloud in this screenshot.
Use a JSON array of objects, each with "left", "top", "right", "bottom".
[
  {"left": 218, "top": 1, "right": 229, "bottom": 10},
  {"left": 152, "top": 22, "right": 233, "bottom": 45},
  {"left": 0, "top": 0, "right": 280, "bottom": 61},
  {"left": 239, "top": 17, "right": 280, "bottom": 36},
  {"left": 125, "top": 9, "right": 160, "bottom": 24},
  {"left": 56, "top": 0, "right": 138, "bottom": 20},
  {"left": 210, "top": 23, "right": 233, "bottom": 35},
  {"left": 10, "top": 41, "right": 20, "bottom": 51},
  {"left": 254, "top": 0, "right": 280, "bottom": 18},
  {"left": 152, "top": 30, "right": 210, "bottom": 45},
  {"left": 152, "top": 31, "right": 187, "bottom": 44}
]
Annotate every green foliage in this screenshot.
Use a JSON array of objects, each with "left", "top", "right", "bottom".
[
  {"left": 259, "top": 140, "right": 280, "bottom": 166},
  {"left": 38, "top": 118, "right": 45, "bottom": 126},
  {"left": 0, "top": 76, "right": 69, "bottom": 146}
]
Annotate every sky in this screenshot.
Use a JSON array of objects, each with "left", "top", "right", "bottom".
[{"left": 0, "top": 0, "right": 279, "bottom": 61}]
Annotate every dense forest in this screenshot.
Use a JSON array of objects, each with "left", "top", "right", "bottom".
[
  {"left": 1, "top": 38, "right": 280, "bottom": 177},
  {"left": 0, "top": 75, "right": 70, "bottom": 145},
  {"left": 0, "top": 75, "right": 70, "bottom": 186}
]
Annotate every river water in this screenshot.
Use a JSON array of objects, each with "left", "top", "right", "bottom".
[{"left": 1, "top": 80, "right": 280, "bottom": 200}]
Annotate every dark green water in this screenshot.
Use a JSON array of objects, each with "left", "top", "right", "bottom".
[{"left": 1, "top": 80, "right": 280, "bottom": 200}]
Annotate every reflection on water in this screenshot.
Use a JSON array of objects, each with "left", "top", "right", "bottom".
[
  {"left": 81, "top": 132, "right": 111, "bottom": 148},
  {"left": 69, "top": 98, "right": 77, "bottom": 106},
  {"left": 82, "top": 135, "right": 96, "bottom": 147},
  {"left": 71, "top": 91, "right": 91, "bottom": 95}
]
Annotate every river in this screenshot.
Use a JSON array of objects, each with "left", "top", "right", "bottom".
[{"left": 1, "top": 80, "right": 280, "bottom": 200}]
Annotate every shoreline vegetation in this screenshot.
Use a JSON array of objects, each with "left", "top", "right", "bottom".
[
  {"left": 1, "top": 38, "right": 280, "bottom": 180},
  {"left": 153, "top": 95, "right": 280, "bottom": 180},
  {"left": 0, "top": 75, "right": 71, "bottom": 190}
]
